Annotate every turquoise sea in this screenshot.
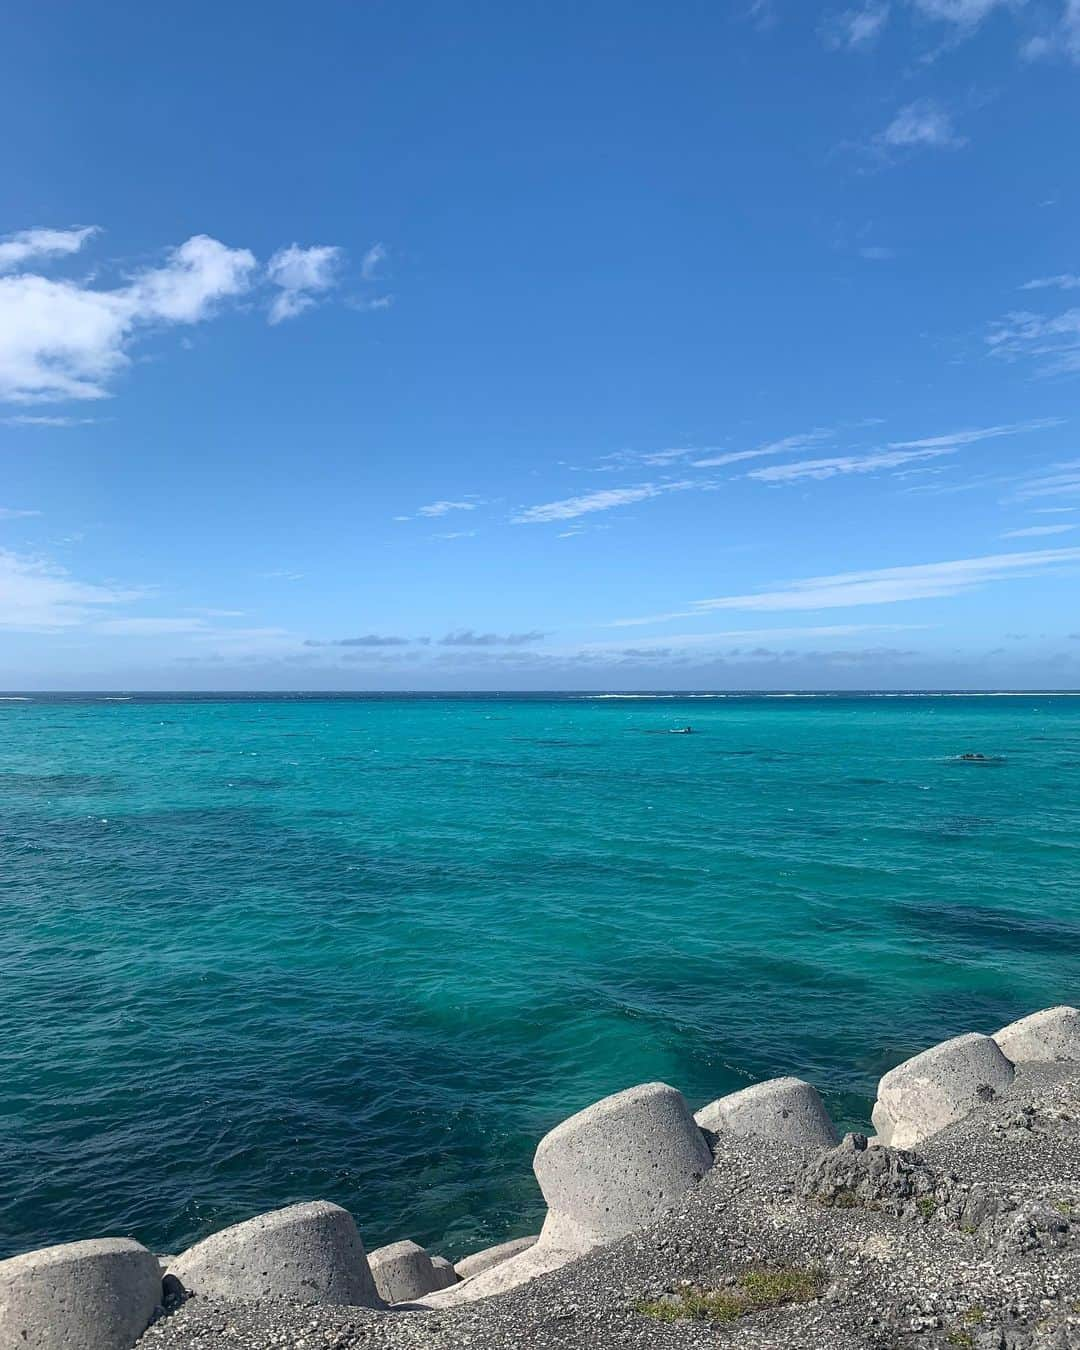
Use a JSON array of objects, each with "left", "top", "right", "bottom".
[{"left": 1, "top": 692, "right": 1078, "bottom": 1262}]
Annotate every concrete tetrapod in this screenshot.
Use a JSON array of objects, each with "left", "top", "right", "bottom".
[
  {"left": 454, "top": 1235, "right": 539, "bottom": 1281},
  {"left": 534, "top": 1081, "right": 714, "bottom": 1246},
  {"left": 423, "top": 1082, "right": 712, "bottom": 1308},
  {"left": 994, "top": 1006, "right": 1080, "bottom": 1064},
  {"left": 429, "top": 1256, "right": 458, "bottom": 1290},
  {"left": 695, "top": 1076, "right": 839, "bottom": 1148},
  {"left": 871, "top": 1032, "right": 1015, "bottom": 1149},
  {"left": 166, "top": 1201, "right": 380, "bottom": 1306},
  {"left": 0, "top": 1237, "right": 162, "bottom": 1350},
  {"left": 367, "top": 1241, "right": 450, "bottom": 1304}
]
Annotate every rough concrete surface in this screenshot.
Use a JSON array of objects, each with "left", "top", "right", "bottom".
[
  {"left": 166, "top": 1202, "right": 380, "bottom": 1308},
  {"left": 872, "top": 1032, "right": 1015, "bottom": 1149},
  {"left": 995, "top": 1007, "right": 1080, "bottom": 1065},
  {"left": 137, "top": 1064, "right": 1080, "bottom": 1349},
  {"left": 695, "top": 1076, "right": 839, "bottom": 1148},
  {"left": 0, "top": 1237, "right": 162, "bottom": 1350}
]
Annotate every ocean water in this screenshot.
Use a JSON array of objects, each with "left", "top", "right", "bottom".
[{"left": 1, "top": 692, "right": 1078, "bottom": 1262}]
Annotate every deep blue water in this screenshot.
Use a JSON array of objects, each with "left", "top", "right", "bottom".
[{"left": 1, "top": 692, "right": 1078, "bottom": 1261}]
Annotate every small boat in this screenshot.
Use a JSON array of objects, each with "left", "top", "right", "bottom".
[{"left": 669, "top": 726, "right": 694, "bottom": 735}]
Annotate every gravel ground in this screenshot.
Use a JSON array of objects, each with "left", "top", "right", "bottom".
[{"left": 139, "top": 1066, "right": 1080, "bottom": 1349}]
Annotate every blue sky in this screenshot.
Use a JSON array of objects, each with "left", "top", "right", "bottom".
[{"left": 2, "top": 0, "right": 1080, "bottom": 690}]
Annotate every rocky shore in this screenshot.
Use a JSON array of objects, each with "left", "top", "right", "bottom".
[{"left": 5, "top": 1006, "right": 1080, "bottom": 1349}]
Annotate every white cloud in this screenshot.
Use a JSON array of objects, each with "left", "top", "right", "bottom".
[
  {"left": 512, "top": 481, "right": 696, "bottom": 524},
  {"left": 129, "top": 235, "right": 255, "bottom": 323},
  {"left": 417, "top": 500, "right": 479, "bottom": 518},
  {"left": 1001, "top": 523, "right": 1076, "bottom": 537},
  {"left": 824, "top": 3, "right": 891, "bottom": 49},
  {"left": 0, "top": 233, "right": 257, "bottom": 403},
  {"left": 0, "top": 547, "right": 142, "bottom": 629},
  {"left": 1021, "top": 274, "right": 1080, "bottom": 291},
  {"left": 612, "top": 547, "right": 1080, "bottom": 624},
  {"left": 0, "top": 507, "right": 40, "bottom": 520},
  {"left": 266, "top": 244, "right": 343, "bottom": 324},
  {"left": 0, "top": 226, "right": 98, "bottom": 272},
  {"left": 880, "top": 100, "right": 965, "bottom": 150},
  {"left": 0, "top": 275, "right": 132, "bottom": 402},
  {"left": 860, "top": 245, "right": 897, "bottom": 260}
]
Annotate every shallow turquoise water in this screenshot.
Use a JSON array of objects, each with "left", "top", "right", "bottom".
[{"left": 1, "top": 692, "right": 1078, "bottom": 1261}]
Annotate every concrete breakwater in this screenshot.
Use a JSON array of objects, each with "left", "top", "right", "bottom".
[{"left": 3, "top": 1005, "right": 1079, "bottom": 1350}]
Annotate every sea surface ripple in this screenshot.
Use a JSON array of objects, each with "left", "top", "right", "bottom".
[{"left": 1, "top": 692, "right": 1078, "bottom": 1260}]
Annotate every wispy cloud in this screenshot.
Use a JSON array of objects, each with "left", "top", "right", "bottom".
[
  {"left": 887, "top": 420, "right": 1061, "bottom": 450},
  {"left": 1021, "top": 0, "right": 1080, "bottom": 63},
  {"left": 694, "top": 549, "right": 1080, "bottom": 612},
  {"left": 910, "top": 0, "right": 1011, "bottom": 27},
  {"left": 1014, "top": 460, "right": 1080, "bottom": 500},
  {"left": 417, "top": 500, "right": 479, "bottom": 518},
  {"left": 0, "top": 547, "right": 142, "bottom": 629},
  {"left": 612, "top": 548, "right": 1080, "bottom": 623},
  {"left": 746, "top": 420, "right": 1060, "bottom": 483},
  {"left": 2, "top": 414, "right": 98, "bottom": 427},
  {"left": 361, "top": 244, "right": 387, "bottom": 281},
  {"left": 1001, "top": 523, "right": 1076, "bottom": 537},
  {"left": 434, "top": 530, "right": 477, "bottom": 540},
  {"left": 0, "top": 507, "right": 41, "bottom": 520},
  {"left": 746, "top": 0, "right": 777, "bottom": 30},
  {"left": 747, "top": 446, "right": 952, "bottom": 481},
  {"left": 823, "top": 3, "right": 891, "bottom": 49},
  {"left": 879, "top": 100, "right": 965, "bottom": 150},
  {"left": 97, "top": 617, "right": 211, "bottom": 636},
  {"left": 266, "top": 244, "right": 344, "bottom": 323},
  {"left": 691, "top": 429, "right": 833, "bottom": 469},
  {"left": 512, "top": 480, "right": 696, "bottom": 524},
  {"left": 1021, "top": 274, "right": 1080, "bottom": 292},
  {"left": 96, "top": 616, "right": 290, "bottom": 643},
  {"left": 590, "top": 429, "right": 836, "bottom": 474},
  {"left": 439, "top": 629, "right": 547, "bottom": 646},
  {"left": 0, "top": 226, "right": 98, "bottom": 272},
  {"left": 988, "top": 307, "right": 1080, "bottom": 374}
]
